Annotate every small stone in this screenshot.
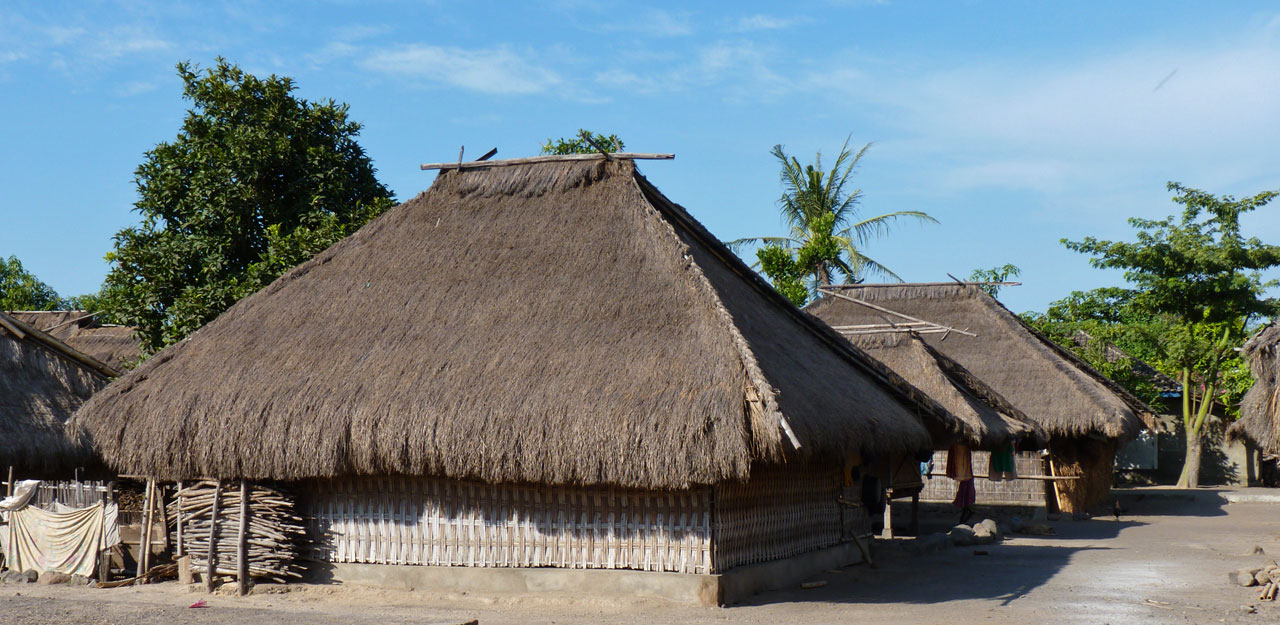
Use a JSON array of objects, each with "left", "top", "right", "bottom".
[
  {"left": 1241, "top": 605, "right": 1257, "bottom": 614},
  {"left": 1255, "top": 571, "right": 1271, "bottom": 586},
  {"left": 68, "top": 574, "right": 89, "bottom": 587},
  {"left": 1253, "top": 545, "right": 1267, "bottom": 555},
  {"left": 977, "top": 519, "right": 1002, "bottom": 540},
  {"left": 21, "top": 570, "right": 38, "bottom": 583},
  {"left": 36, "top": 571, "right": 72, "bottom": 585},
  {"left": 1229, "top": 568, "right": 1262, "bottom": 587},
  {"left": 949, "top": 524, "right": 976, "bottom": 546}
]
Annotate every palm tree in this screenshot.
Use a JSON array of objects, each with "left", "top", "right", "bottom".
[{"left": 732, "top": 137, "right": 936, "bottom": 293}]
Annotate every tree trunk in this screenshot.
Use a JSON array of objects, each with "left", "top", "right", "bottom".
[{"left": 1177, "top": 432, "right": 1203, "bottom": 488}]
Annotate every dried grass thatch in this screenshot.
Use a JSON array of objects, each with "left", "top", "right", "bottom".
[
  {"left": 1230, "top": 321, "right": 1280, "bottom": 454},
  {"left": 71, "top": 158, "right": 936, "bottom": 487},
  {"left": 807, "top": 283, "right": 1157, "bottom": 440},
  {"left": 835, "top": 331, "right": 1047, "bottom": 450},
  {"left": 8, "top": 311, "right": 141, "bottom": 370},
  {"left": 0, "top": 312, "right": 109, "bottom": 473}
]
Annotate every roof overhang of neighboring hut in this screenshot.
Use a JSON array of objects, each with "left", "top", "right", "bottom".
[
  {"left": 807, "top": 283, "right": 1159, "bottom": 441},
  {"left": 828, "top": 330, "right": 1048, "bottom": 450},
  {"left": 1229, "top": 321, "right": 1280, "bottom": 454},
  {"left": 7, "top": 310, "right": 141, "bottom": 371},
  {"left": 0, "top": 311, "right": 116, "bottom": 473},
  {"left": 71, "top": 156, "right": 942, "bottom": 487}
]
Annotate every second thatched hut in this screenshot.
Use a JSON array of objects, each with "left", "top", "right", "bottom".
[{"left": 808, "top": 283, "right": 1158, "bottom": 513}]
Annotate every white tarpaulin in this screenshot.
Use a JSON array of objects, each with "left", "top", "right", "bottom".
[{"left": 2, "top": 502, "right": 105, "bottom": 577}]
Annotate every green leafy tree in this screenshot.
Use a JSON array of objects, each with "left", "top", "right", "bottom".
[
  {"left": 0, "top": 255, "right": 63, "bottom": 311},
  {"left": 1062, "top": 182, "right": 1280, "bottom": 487},
  {"left": 541, "top": 130, "right": 624, "bottom": 155},
  {"left": 968, "top": 263, "right": 1021, "bottom": 298},
  {"left": 1024, "top": 289, "right": 1176, "bottom": 407},
  {"left": 757, "top": 213, "right": 843, "bottom": 307},
  {"left": 100, "top": 59, "right": 394, "bottom": 353},
  {"left": 732, "top": 137, "right": 936, "bottom": 296}
]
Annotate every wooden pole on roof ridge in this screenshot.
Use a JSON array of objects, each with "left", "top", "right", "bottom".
[
  {"left": 6, "top": 466, "right": 11, "bottom": 497},
  {"left": 236, "top": 480, "right": 249, "bottom": 596}
]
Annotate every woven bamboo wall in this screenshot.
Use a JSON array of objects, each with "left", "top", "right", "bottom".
[
  {"left": 301, "top": 476, "right": 715, "bottom": 574},
  {"left": 919, "top": 451, "right": 1047, "bottom": 505},
  {"left": 711, "top": 465, "right": 845, "bottom": 571}
]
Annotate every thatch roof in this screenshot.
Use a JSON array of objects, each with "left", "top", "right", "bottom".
[
  {"left": 830, "top": 331, "right": 1047, "bottom": 450},
  {"left": 0, "top": 312, "right": 112, "bottom": 473},
  {"left": 807, "top": 283, "right": 1158, "bottom": 440},
  {"left": 71, "top": 157, "right": 938, "bottom": 487},
  {"left": 7, "top": 311, "right": 141, "bottom": 370},
  {"left": 1229, "top": 321, "right": 1280, "bottom": 454}
]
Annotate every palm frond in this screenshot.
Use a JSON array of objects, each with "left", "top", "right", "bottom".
[{"left": 847, "top": 210, "right": 938, "bottom": 246}]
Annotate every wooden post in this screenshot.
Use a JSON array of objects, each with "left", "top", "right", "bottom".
[
  {"left": 138, "top": 479, "right": 154, "bottom": 581},
  {"left": 206, "top": 481, "right": 221, "bottom": 593},
  {"left": 237, "top": 480, "right": 250, "bottom": 596},
  {"left": 175, "top": 481, "right": 184, "bottom": 558},
  {"left": 99, "top": 482, "right": 114, "bottom": 583},
  {"left": 5, "top": 466, "right": 11, "bottom": 496},
  {"left": 158, "top": 483, "right": 170, "bottom": 551},
  {"left": 910, "top": 493, "right": 920, "bottom": 536},
  {"left": 881, "top": 460, "right": 895, "bottom": 539}
]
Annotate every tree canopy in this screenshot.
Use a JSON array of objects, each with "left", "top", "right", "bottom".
[
  {"left": 541, "top": 130, "right": 624, "bottom": 155},
  {"left": 1058, "top": 182, "right": 1280, "bottom": 486},
  {"left": 734, "top": 137, "right": 935, "bottom": 305},
  {"left": 100, "top": 59, "right": 394, "bottom": 353},
  {"left": 0, "top": 255, "right": 62, "bottom": 311}
]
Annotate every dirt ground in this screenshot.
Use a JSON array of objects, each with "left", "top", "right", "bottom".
[{"left": 2, "top": 492, "right": 1278, "bottom": 625}]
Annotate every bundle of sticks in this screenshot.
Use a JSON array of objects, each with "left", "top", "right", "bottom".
[{"left": 169, "top": 480, "right": 306, "bottom": 583}]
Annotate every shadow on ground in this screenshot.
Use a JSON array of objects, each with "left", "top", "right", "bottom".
[
  {"left": 741, "top": 542, "right": 1108, "bottom": 608},
  {"left": 1112, "top": 489, "right": 1229, "bottom": 517}
]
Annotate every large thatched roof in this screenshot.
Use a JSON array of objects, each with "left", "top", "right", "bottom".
[
  {"left": 8, "top": 311, "right": 140, "bottom": 370},
  {"left": 831, "top": 331, "right": 1047, "bottom": 450},
  {"left": 0, "top": 312, "right": 113, "bottom": 473},
  {"left": 72, "top": 157, "right": 937, "bottom": 487},
  {"left": 807, "top": 283, "right": 1157, "bottom": 440},
  {"left": 1229, "top": 321, "right": 1280, "bottom": 454}
]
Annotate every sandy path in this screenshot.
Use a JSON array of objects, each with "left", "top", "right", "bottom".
[{"left": 2, "top": 494, "right": 1277, "bottom": 625}]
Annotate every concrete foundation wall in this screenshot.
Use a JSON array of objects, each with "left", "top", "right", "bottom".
[{"left": 309, "top": 540, "right": 867, "bottom": 606}]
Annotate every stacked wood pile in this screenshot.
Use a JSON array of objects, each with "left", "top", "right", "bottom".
[
  {"left": 1229, "top": 560, "right": 1280, "bottom": 601},
  {"left": 170, "top": 481, "right": 305, "bottom": 583}
]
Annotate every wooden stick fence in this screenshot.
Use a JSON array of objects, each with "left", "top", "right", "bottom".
[{"left": 169, "top": 481, "right": 305, "bottom": 585}]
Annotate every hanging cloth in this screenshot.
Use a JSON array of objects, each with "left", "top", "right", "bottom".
[
  {"left": 945, "top": 443, "right": 973, "bottom": 481},
  {"left": 989, "top": 443, "right": 1018, "bottom": 482},
  {"left": 952, "top": 479, "right": 976, "bottom": 509},
  {"left": 2, "top": 502, "right": 105, "bottom": 577}
]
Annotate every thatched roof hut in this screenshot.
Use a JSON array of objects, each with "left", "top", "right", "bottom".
[
  {"left": 0, "top": 311, "right": 116, "bottom": 474},
  {"left": 8, "top": 311, "right": 140, "bottom": 370},
  {"left": 72, "top": 158, "right": 938, "bottom": 488},
  {"left": 1230, "top": 321, "right": 1280, "bottom": 454},
  {"left": 808, "top": 283, "right": 1157, "bottom": 439},
  {"left": 833, "top": 331, "right": 1047, "bottom": 450}
]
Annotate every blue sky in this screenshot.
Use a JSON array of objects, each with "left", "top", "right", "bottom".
[{"left": 3, "top": 1, "right": 1280, "bottom": 315}]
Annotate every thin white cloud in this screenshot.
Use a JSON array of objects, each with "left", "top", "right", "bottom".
[
  {"left": 727, "top": 15, "right": 810, "bottom": 33},
  {"left": 594, "top": 40, "right": 791, "bottom": 101},
  {"left": 822, "top": 25, "right": 1280, "bottom": 197},
  {"left": 114, "top": 80, "right": 159, "bottom": 97},
  {"left": 559, "top": 4, "right": 694, "bottom": 38},
  {"left": 89, "top": 28, "right": 172, "bottom": 60},
  {"left": 361, "top": 44, "right": 562, "bottom": 95}
]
